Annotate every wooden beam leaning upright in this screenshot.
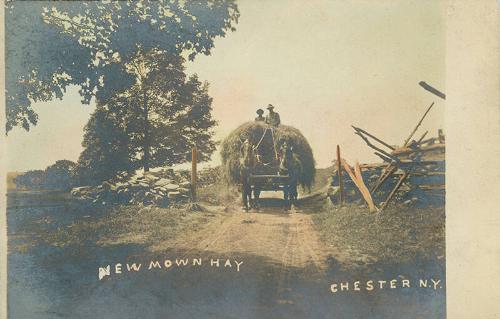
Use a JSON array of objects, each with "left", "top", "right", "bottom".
[
  {"left": 191, "top": 147, "right": 197, "bottom": 202},
  {"left": 336, "top": 145, "right": 344, "bottom": 205},
  {"left": 403, "top": 102, "right": 434, "bottom": 146},
  {"left": 379, "top": 171, "right": 409, "bottom": 212},
  {"left": 355, "top": 162, "right": 378, "bottom": 213},
  {"left": 370, "top": 164, "right": 397, "bottom": 193},
  {"left": 341, "top": 159, "right": 377, "bottom": 213}
]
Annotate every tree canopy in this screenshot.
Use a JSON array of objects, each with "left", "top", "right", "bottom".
[
  {"left": 5, "top": 0, "right": 239, "bottom": 132},
  {"left": 77, "top": 50, "right": 218, "bottom": 184}
]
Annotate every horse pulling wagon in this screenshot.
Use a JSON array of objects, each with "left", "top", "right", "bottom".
[{"left": 220, "top": 122, "right": 316, "bottom": 211}]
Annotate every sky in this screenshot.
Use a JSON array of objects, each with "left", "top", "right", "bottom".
[{"left": 6, "top": 0, "right": 445, "bottom": 172}]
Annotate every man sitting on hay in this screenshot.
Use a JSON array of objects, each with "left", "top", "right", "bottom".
[{"left": 265, "top": 104, "right": 280, "bottom": 127}]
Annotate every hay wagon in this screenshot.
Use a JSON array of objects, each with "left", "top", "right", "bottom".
[
  {"left": 250, "top": 125, "right": 291, "bottom": 191},
  {"left": 248, "top": 163, "right": 290, "bottom": 192},
  {"left": 220, "top": 121, "right": 316, "bottom": 209},
  {"left": 240, "top": 125, "right": 297, "bottom": 210}
]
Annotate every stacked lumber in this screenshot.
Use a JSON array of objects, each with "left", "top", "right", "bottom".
[
  {"left": 331, "top": 84, "right": 446, "bottom": 211},
  {"left": 331, "top": 128, "right": 445, "bottom": 210}
]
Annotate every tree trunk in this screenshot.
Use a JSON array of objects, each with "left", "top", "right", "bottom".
[{"left": 143, "top": 88, "right": 150, "bottom": 172}]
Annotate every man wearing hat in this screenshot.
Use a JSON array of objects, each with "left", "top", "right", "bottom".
[
  {"left": 265, "top": 104, "right": 280, "bottom": 127},
  {"left": 255, "top": 109, "right": 265, "bottom": 122}
]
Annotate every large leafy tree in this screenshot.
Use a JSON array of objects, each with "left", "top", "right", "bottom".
[
  {"left": 78, "top": 50, "right": 217, "bottom": 182},
  {"left": 5, "top": 0, "right": 239, "bottom": 132},
  {"left": 76, "top": 98, "right": 132, "bottom": 185}
]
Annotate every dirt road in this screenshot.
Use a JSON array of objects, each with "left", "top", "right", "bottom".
[
  {"left": 8, "top": 193, "right": 446, "bottom": 319},
  {"left": 171, "top": 199, "right": 340, "bottom": 271}
]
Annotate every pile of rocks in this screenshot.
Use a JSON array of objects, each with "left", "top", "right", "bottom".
[{"left": 71, "top": 168, "right": 192, "bottom": 207}]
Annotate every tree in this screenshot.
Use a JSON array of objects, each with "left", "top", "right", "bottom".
[
  {"left": 124, "top": 49, "right": 187, "bottom": 171},
  {"left": 78, "top": 50, "right": 218, "bottom": 178},
  {"left": 173, "top": 74, "right": 218, "bottom": 163},
  {"left": 76, "top": 99, "right": 132, "bottom": 185},
  {"left": 44, "top": 160, "right": 77, "bottom": 190},
  {"left": 5, "top": 1, "right": 239, "bottom": 132}
]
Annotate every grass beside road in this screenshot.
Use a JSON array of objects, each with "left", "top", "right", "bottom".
[
  {"left": 9, "top": 199, "right": 233, "bottom": 255},
  {"left": 109, "top": 204, "right": 234, "bottom": 250},
  {"left": 310, "top": 203, "right": 445, "bottom": 267}
]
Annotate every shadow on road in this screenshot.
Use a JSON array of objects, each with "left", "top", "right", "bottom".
[{"left": 9, "top": 241, "right": 445, "bottom": 319}]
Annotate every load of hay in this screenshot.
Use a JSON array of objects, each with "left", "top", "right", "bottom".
[{"left": 220, "top": 121, "right": 316, "bottom": 189}]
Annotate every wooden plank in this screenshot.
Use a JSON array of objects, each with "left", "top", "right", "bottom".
[
  {"left": 341, "top": 159, "right": 377, "bottom": 213},
  {"left": 360, "top": 163, "right": 388, "bottom": 169},
  {"left": 398, "top": 159, "right": 445, "bottom": 165},
  {"left": 392, "top": 143, "right": 445, "bottom": 155},
  {"left": 370, "top": 164, "right": 397, "bottom": 193},
  {"left": 400, "top": 171, "right": 445, "bottom": 176},
  {"left": 379, "top": 171, "right": 409, "bottom": 211},
  {"left": 418, "top": 184, "right": 446, "bottom": 191},
  {"left": 374, "top": 152, "right": 392, "bottom": 163},
  {"left": 337, "top": 145, "right": 344, "bottom": 205},
  {"left": 417, "top": 131, "right": 429, "bottom": 144},
  {"left": 354, "top": 162, "right": 377, "bottom": 212},
  {"left": 341, "top": 160, "right": 357, "bottom": 186},
  {"left": 419, "top": 81, "right": 446, "bottom": 100},
  {"left": 360, "top": 160, "right": 444, "bottom": 170},
  {"left": 351, "top": 126, "right": 395, "bottom": 150},
  {"left": 403, "top": 102, "right": 435, "bottom": 146},
  {"left": 191, "top": 147, "right": 197, "bottom": 201},
  {"left": 355, "top": 132, "right": 399, "bottom": 161},
  {"left": 438, "top": 129, "right": 445, "bottom": 143},
  {"left": 419, "top": 137, "right": 438, "bottom": 145}
]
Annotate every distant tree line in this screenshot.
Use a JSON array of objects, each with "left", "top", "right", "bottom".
[{"left": 14, "top": 160, "right": 77, "bottom": 190}]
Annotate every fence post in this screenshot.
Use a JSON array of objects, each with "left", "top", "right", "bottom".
[
  {"left": 191, "top": 147, "right": 197, "bottom": 201},
  {"left": 337, "top": 145, "right": 344, "bottom": 205}
]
